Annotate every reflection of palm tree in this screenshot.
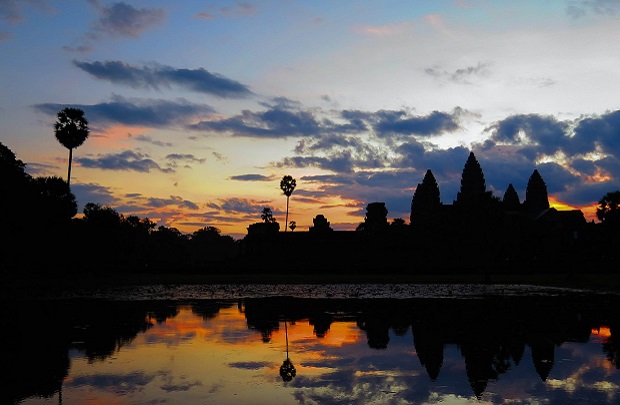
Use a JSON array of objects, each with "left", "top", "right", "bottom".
[
  {"left": 279, "top": 320, "right": 296, "bottom": 382},
  {"left": 53, "top": 107, "right": 89, "bottom": 188}
]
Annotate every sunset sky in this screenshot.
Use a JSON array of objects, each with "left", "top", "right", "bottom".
[{"left": 2, "top": 0, "right": 620, "bottom": 239}]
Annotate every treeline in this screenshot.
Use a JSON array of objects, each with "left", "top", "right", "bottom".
[
  {"left": 2, "top": 140, "right": 620, "bottom": 276},
  {"left": 1, "top": 141, "right": 238, "bottom": 274}
]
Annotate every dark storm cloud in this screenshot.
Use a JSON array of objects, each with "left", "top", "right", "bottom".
[
  {"left": 77, "top": 150, "right": 174, "bottom": 173},
  {"left": 88, "top": 1, "right": 165, "bottom": 39},
  {"left": 229, "top": 174, "right": 274, "bottom": 181},
  {"left": 34, "top": 95, "right": 214, "bottom": 128},
  {"left": 73, "top": 60, "right": 253, "bottom": 98}
]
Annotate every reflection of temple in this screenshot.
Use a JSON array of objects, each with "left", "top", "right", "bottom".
[
  {"left": 241, "top": 295, "right": 615, "bottom": 397},
  {"left": 6, "top": 293, "right": 620, "bottom": 403}
]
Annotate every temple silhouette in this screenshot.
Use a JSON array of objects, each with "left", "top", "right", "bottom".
[{"left": 240, "top": 151, "right": 594, "bottom": 275}]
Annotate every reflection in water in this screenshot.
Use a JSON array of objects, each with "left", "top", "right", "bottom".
[
  {"left": 280, "top": 320, "right": 297, "bottom": 382},
  {"left": 5, "top": 290, "right": 620, "bottom": 404}
]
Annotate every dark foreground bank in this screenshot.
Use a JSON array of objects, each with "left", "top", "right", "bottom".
[{"left": 3, "top": 269, "right": 620, "bottom": 300}]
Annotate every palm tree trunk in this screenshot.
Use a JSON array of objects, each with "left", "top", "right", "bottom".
[
  {"left": 67, "top": 148, "right": 73, "bottom": 188},
  {"left": 285, "top": 196, "right": 290, "bottom": 232}
]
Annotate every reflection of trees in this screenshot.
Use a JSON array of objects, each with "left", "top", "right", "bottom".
[
  {"left": 279, "top": 320, "right": 297, "bottom": 382},
  {"left": 9, "top": 294, "right": 620, "bottom": 403},
  {"left": 4, "top": 299, "right": 183, "bottom": 404}
]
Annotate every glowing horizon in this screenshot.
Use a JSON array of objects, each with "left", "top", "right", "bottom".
[{"left": 2, "top": 1, "right": 619, "bottom": 239}]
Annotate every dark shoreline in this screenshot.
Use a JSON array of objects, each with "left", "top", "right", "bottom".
[{"left": 3, "top": 270, "right": 620, "bottom": 299}]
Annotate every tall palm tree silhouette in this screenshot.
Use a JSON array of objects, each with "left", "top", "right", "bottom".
[
  {"left": 280, "top": 175, "right": 296, "bottom": 232},
  {"left": 54, "top": 107, "right": 89, "bottom": 188}
]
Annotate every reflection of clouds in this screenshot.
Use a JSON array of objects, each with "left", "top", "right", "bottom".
[
  {"left": 160, "top": 374, "right": 202, "bottom": 392},
  {"left": 546, "top": 356, "right": 620, "bottom": 403},
  {"left": 67, "top": 371, "right": 158, "bottom": 395},
  {"left": 229, "top": 361, "right": 271, "bottom": 370}
]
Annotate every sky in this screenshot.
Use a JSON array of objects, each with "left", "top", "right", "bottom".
[{"left": 2, "top": 0, "right": 620, "bottom": 240}]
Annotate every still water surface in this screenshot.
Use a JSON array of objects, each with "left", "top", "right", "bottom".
[{"left": 7, "top": 284, "right": 620, "bottom": 404}]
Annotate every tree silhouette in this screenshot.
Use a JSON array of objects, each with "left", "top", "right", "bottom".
[
  {"left": 523, "top": 169, "right": 549, "bottom": 212},
  {"left": 364, "top": 202, "right": 388, "bottom": 232},
  {"left": 280, "top": 175, "right": 297, "bottom": 232},
  {"left": 502, "top": 183, "right": 520, "bottom": 211},
  {"left": 54, "top": 107, "right": 89, "bottom": 187},
  {"left": 34, "top": 176, "right": 77, "bottom": 222},
  {"left": 455, "top": 152, "right": 486, "bottom": 208},
  {"left": 596, "top": 191, "right": 620, "bottom": 225},
  {"left": 261, "top": 207, "right": 275, "bottom": 223}
]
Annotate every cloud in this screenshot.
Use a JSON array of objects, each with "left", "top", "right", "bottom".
[
  {"left": 278, "top": 152, "right": 357, "bottom": 174},
  {"left": 0, "top": 0, "right": 52, "bottom": 24},
  {"left": 229, "top": 174, "right": 274, "bottom": 181},
  {"left": 209, "top": 197, "right": 271, "bottom": 217},
  {"left": 191, "top": 106, "right": 323, "bottom": 138},
  {"left": 486, "top": 113, "right": 569, "bottom": 156},
  {"left": 191, "top": 102, "right": 461, "bottom": 140},
  {"left": 425, "top": 62, "right": 492, "bottom": 84},
  {"left": 195, "top": 3, "right": 256, "bottom": 20},
  {"left": 372, "top": 109, "right": 461, "bottom": 137},
  {"left": 572, "top": 110, "right": 620, "bottom": 157},
  {"left": 70, "top": 182, "right": 119, "bottom": 212},
  {"left": 76, "top": 150, "right": 174, "bottom": 173},
  {"left": 567, "top": 0, "right": 620, "bottom": 18},
  {"left": 34, "top": 95, "right": 215, "bottom": 129},
  {"left": 88, "top": 1, "right": 165, "bottom": 39},
  {"left": 73, "top": 60, "right": 253, "bottom": 98},
  {"left": 134, "top": 135, "right": 173, "bottom": 147},
  {"left": 165, "top": 153, "right": 206, "bottom": 169},
  {"left": 67, "top": 371, "right": 155, "bottom": 395},
  {"left": 145, "top": 195, "right": 199, "bottom": 210}
]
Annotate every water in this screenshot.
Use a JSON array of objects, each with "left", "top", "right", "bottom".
[{"left": 6, "top": 284, "right": 620, "bottom": 404}]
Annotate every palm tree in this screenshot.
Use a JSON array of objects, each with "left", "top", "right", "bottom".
[
  {"left": 280, "top": 175, "right": 296, "bottom": 232},
  {"left": 54, "top": 107, "right": 89, "bottom": 187}
]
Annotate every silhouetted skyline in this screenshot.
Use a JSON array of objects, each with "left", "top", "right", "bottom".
[{"left": 2, "top": 2, "right": 620, "bottom": 239}]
